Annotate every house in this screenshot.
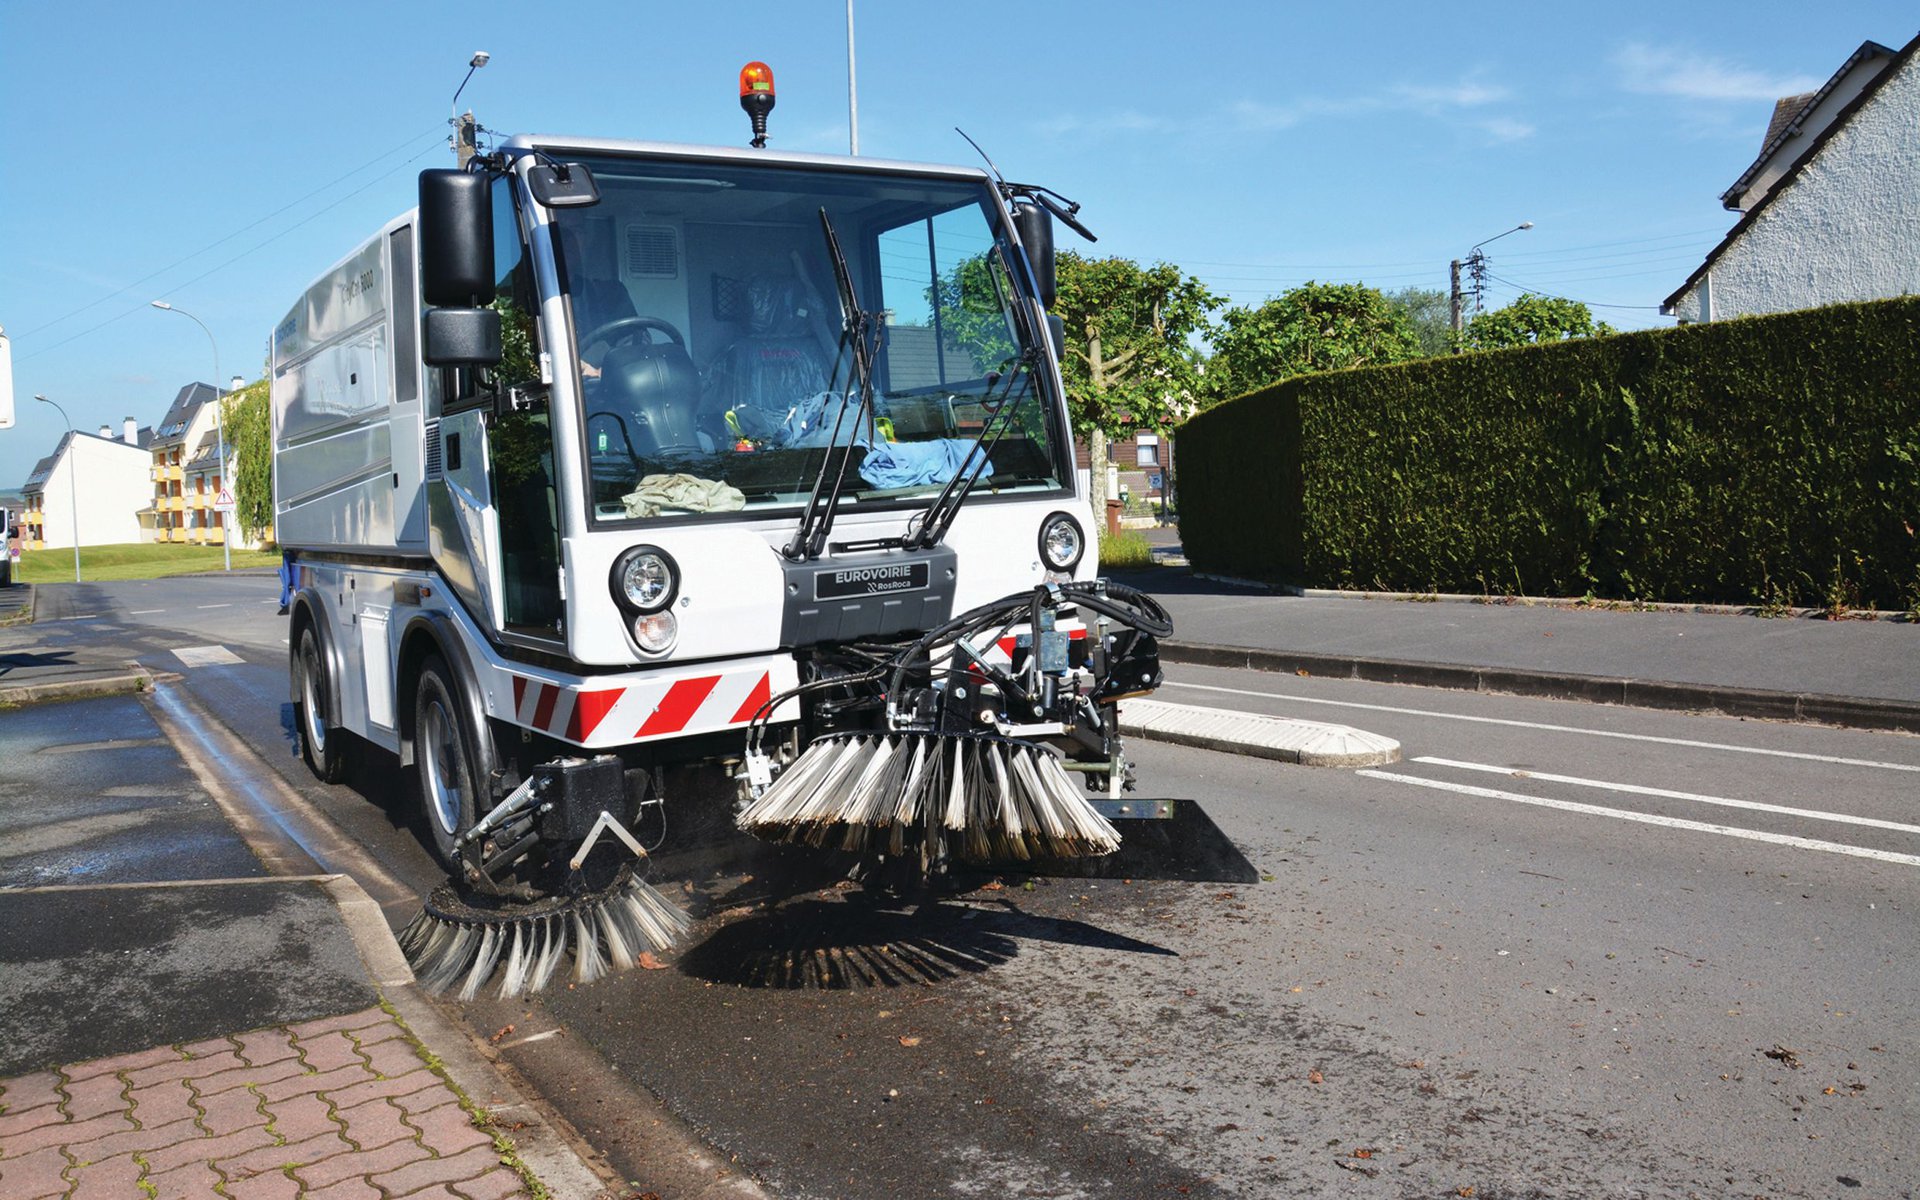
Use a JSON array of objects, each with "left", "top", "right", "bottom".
[
  {"left": 18, "top": 419, "right": 155, "bottom": 550},
  {"left": 1664, "top": 31, "right": 1920, "bottom": 322}
]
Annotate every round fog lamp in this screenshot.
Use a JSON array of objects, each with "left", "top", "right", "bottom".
[
  {"left": 1038, "top": 514, "right": 1085, "bottom": 571},
  {"left": 632, "top": 611, "right": 678, "bottom": 653}
]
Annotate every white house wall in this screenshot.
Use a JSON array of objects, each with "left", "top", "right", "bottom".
[
  {"left": 1671, "top": 49, "right": 1920, "bottom": 322},
  {"left": 38, "top": 438, "right": 152, "bottom": 549}
]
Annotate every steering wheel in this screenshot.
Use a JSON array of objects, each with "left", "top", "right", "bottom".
[{"left": 580, "top": 315, "right": 686, "bottom": 351}]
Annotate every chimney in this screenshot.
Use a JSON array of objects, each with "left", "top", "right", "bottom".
[
  {"left": 99, "top": 424, "right": 112, "bottom": 438},
  {"left": 124, "top": 417, "right": 138, "bottom": 443}
]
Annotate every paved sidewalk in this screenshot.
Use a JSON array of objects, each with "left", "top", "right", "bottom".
[
  {"left": 0, "top": 1007, "right": 529, "bottom": 1200},
  {"left": 1115, "top": 553, "right": 1920, "bottom": 733}
]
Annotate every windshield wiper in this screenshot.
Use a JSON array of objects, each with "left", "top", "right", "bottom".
[
  {"left": 905, "top": 346, "right": 1032, "bottom": 550},
  {"left": 784, "top": 208, "right": 881, "bottom": 562}
]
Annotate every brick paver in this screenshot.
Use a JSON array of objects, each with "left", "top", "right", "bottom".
[{"left": 0, "top": 1007, "right": 531, "bottom": 1198}]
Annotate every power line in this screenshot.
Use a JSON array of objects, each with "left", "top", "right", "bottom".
[
  {"left": 19, "top": 135, "right": 444, "bottom": 364},
  {"left": 14, "top": 128, "right": 440, "bottom": 342},
  {"left": 1484, "top": 271, "right": 1665, "bottom": 312}
]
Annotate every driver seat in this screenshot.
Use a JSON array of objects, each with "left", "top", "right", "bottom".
[
  {"left": 602, "top": 335, "right": 702, "bottom": 454},
  {"left": 704, "top": 275, "right": 833, "bottom": 440}
]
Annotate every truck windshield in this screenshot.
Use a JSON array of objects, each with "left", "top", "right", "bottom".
[{"left": 547, "top": 156, "right": 1067, "bottom": 524}]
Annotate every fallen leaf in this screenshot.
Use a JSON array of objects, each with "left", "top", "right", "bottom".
[
  {"left": 489, "top": 1024, "right": 515, "bottom": 1044},
  {"left": 637, "top": 951, "right": 668, "bottom": 970},
  {"left": 1307, "top": 1069, "right": 1324, "bottom": 1085},
  {"left": 1823, "top": 1086, "right": 1838, "bottom": 1095},
  {"left": 899, "top": 1036, "right": 922, "bottom": 1047},
  {"left": 1457, "top": 1189, "right": 1476, "bottom": 1198},
  {"left": 981, "top": 880, "right": 1005, "bottom": 891},
  {"left": 1353, "top": 1148, "right": 1375, "bottom": 1159}
]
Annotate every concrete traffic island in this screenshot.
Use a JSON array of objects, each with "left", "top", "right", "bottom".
[{"left": 1120, "top": 697, "right": 1401, "bottom": 767}]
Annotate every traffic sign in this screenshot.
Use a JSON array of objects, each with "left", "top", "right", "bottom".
[{"left": 214, "top": 488, "right": 236, "bottom": 512}]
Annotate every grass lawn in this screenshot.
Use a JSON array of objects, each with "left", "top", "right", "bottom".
[{"left": 14, "top": 542, "right": 281, "bottom": 583}]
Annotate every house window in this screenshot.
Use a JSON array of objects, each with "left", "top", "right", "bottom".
[{"left": 1136, "top": 434, "right": 1160, "bottom": 467}]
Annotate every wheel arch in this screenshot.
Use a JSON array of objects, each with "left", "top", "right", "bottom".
[
  {"left": 396, "top": 611, "right": 499, "bottom": 787},
  {"left": 288, "top": 587, "right": 343, "bottom": 726}
]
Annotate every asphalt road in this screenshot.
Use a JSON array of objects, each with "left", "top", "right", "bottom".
[{"left": 20, "top": 574, "right": 1920, "bottom": 1198}]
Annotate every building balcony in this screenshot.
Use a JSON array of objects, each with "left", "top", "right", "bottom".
[
  {"left": 163, "top": 464, "right": 183, "bottom": 482},
  {"left": 205, "top": 528, "right": 226, "bottom": 545},
  {"left": 188, "top": 494, "right": 207, "bottom": 510},
  {"left": 23, "top": 509, "right": 43, "bottom": 525},
  {"left": 168, "top": 528, "right": 189, "bottom": 543}
]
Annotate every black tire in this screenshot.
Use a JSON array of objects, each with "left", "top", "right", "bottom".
[
  {"left": 293, "top": 625, "right": 349, "bottom": 783},
  {"left": 413, "top": 653, "right": 482, "bottom": 872}
]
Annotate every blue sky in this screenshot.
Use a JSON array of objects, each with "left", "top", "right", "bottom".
[{"left": 3, "top": 1, "right": 1914, "bottom": 490}]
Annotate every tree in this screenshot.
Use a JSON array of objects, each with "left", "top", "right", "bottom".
[
  {"left": 1462, "top": 293, "right": 1615, "bottom": 350},
  {"left": 1384, "top": 286, "right": 1453, "bottom": 357},
  {"left": 1205, "top": 281, "right": 1422, "bottom": 402},
  {"left": 1052, "top": 253, "right": 1220, "bottom": 512},
  {"left": 222, "top": 380, "right": 273, "bottom": 544}
]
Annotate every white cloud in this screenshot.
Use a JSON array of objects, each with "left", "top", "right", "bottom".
[
  {"left": 1612, "top": 43, "right": 1822, "bottom": 101},
  {"left": 1478, "top": 117, "right": 1536, "bottom": 142},
  {"left": 1046, "top": 76, "right": 1526, "bottom": 143}
]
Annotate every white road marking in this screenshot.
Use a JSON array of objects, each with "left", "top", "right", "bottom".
[
  {"left": 172, "top": 645, "right": 245, "bottom": 668},
  {"left": 130, "top": 609, "right": 166, "bottom": 615},
  {"left": 1413, "top": 756, "right": 1920, "bottom": 835},
  {"left": 53, "top": 614, "right": 100, "bottom": 621},
  {"left": 1357, "top": 769, "right": 1920, "bottom": 867},
  {"left": 1161, "top": 680, "right": 1920, "bottom": 774},
  {"left": 196, "top": 603, "right": 233, "bottom": 609}
]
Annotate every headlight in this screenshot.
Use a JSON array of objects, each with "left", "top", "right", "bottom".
[
  {"left": 632, "top": 611, "right": 678, "bottom": 654},
  {"left": 611, "top": 547, "right": 677, "bottom": 613},
  {"left": 1038, "top": 513, "right": 1085, "bottom": 571}
]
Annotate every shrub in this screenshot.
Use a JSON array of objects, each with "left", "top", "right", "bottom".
[{"left": 1179, "top": 296, "right": 1920, "bottom": 610}]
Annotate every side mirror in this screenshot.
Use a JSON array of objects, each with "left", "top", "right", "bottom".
[
  {"left": 1012, "top": 201, "right": 1056, "bottom": 309},
  {"left": 419, "top": 169, "right": 495, "bottom": 307},
  {"left": 422, "top": 307, "right": 502, "bottom": 367}
]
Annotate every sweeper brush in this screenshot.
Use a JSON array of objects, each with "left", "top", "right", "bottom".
[
  {"left": 399, "top": 864, "right": 689, "bottom": 1000},
  {"left": 736, "top": 579, "right": 1172, "bottom": 872},
  {"left": 737, "top": 730, "right": 1121, "bottom": 862}
]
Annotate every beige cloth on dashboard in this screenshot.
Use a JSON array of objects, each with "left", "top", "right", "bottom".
[{"left": 620, "top": 473, "right": 747, "bottom": 518}]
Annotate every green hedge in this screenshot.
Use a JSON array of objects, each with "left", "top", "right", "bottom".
[{"left": 1179, "top": 296, "right": 1920, "bottom": 611}]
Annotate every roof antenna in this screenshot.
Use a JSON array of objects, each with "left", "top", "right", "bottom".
[{"left": 955, "top": 127, "right": 1006, "bottom": 185}]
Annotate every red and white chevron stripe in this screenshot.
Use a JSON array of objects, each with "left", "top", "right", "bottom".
[{"left": 507, "top": 660, "right": 797, "bottom": 748}]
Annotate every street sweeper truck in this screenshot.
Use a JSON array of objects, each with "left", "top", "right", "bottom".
[{"left": 272, "top": 64, "right": 1174, "bottom": 995}]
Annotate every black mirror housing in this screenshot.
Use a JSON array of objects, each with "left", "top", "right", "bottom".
[
  {"left": 422, "top": 307, "right": 502, "bottom": 367},
  {"left": 528, "top": 163, "right": 601, "bottom": 208},
  {"left": 419, "top": 170, "right": 495, "bottom": 307},
  {"left": 1012, "top": 201, "right": 1056, "bottom": 309}
]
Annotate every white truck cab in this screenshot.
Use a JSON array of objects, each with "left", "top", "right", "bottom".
[{"left": 273, "top": 129, "right": 1137, "bottom": 889}]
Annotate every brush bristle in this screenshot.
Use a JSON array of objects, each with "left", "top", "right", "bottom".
[
  {"left": 402, "top": 872, "right": 691, "bottom": 997},
  {"left": 737, "top": 732, "right": 1120, "bottom": 861}
]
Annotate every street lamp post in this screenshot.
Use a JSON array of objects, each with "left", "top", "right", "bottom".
[
  {"left": 1450, "top": 221, "right": 1534, "bottom": 339},
  {"left": 33, "top": 395, "right": 82, "bottom": 583},
  {"left": 150, "top": 300, "right": 230, "bottom": 570}
]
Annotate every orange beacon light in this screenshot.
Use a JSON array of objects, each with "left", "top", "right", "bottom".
[{"left": 739, "top": 62, "right": 776, "bottom": 148}]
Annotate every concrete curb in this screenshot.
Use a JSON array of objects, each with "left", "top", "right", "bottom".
[
  {"left": 1161, "top": 640, "right": 1920, "bottom": 735},
  {"left": 1121, "top": 697, "right": 1400, "bottom": 767},
  {"left": 0, "top": 666, "right": 151, "bottom": 707}
]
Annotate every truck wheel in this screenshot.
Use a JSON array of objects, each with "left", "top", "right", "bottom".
[
  {"left": 293, "top": 626, "right": 349, "bottom": 783},
  {"left": 414, "top": 653, "right": 481, "bottom": 871}
]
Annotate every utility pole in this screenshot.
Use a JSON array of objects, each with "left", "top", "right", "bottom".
[
  {"left": 454, "top": 113, "right": 479, "bottom": 167},
  {"left": 1449, "top": 259, "right": 1463, "bottom": 339}
]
